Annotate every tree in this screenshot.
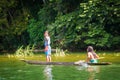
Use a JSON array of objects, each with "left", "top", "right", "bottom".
[{"left": 0, "top": 0, "right": 29, "bottom": 51}]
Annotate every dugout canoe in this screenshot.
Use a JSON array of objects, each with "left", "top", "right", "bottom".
[{"left": 21, "top": 59, "right": 111, "bottom": 66}]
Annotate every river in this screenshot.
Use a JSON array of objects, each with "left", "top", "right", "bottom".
[{"left": 0, "top": 53, "right": 120, "bottom": 80}]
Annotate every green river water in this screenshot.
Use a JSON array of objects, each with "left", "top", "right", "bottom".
[{"left": 0, "top": 53, "right": 120, "bottom": 80}]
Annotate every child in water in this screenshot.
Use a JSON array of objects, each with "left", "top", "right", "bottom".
[{"left": 86, "top": 46, "right": 99, "bottom": 63}]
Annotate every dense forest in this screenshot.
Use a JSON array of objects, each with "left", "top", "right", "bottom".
[{"left": 0, "top": 0, "right": 120, "bottom": 52}]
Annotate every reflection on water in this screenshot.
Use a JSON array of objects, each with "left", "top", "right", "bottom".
[
  {"left": 76, "top": 65, "right": 100, "bottom": 80},
  {"left": 44, "top": 65, "right": 53, "bottom": 80},
  {"left": 87, "top": 66, "right": 100, "bottom": 80}
]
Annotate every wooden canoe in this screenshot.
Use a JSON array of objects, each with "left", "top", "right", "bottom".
[{"left": 21, "top": 59, "right": 111, "bottom": 66}]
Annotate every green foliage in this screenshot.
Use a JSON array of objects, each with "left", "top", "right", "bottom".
[
  {"left": 15, "top": 45, "right": 34, "bottom": 57},
  {"left": 0, "top": 0, "right": 29, "bottom": 51},
  {"left": 27, "top": 1, "right": 57, "bottom": 48},
  {"left": 78, "top": 0, "right": 120, "bottom": 48},
  {"left": 0, "top": 0, "right": 120, "bottom": 52},
  {"left": 0, "top": 0, "right": 29, "bottom": 36},
  {"left": 27, "top": 19, "right": 45, "bottom": 46},
  {"left": 47, "top": 11, "right": 79, "bottom": 49},
  {"left": 54, "top": 47, "right": 67, "bottom": 57},
  {"left": 46, "top": 0, "right": 120, "bottom": 50}
]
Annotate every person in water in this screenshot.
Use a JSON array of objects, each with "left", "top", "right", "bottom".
[
  {"left": 86, "top": 46, "right": 99, "bottom": 63},
  {"left": 44, "top": 31, "right": 51, "bottom": 62}
]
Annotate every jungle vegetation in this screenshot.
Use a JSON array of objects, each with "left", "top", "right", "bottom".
[{"left": 0, "top": 0, "right": 120, "bottom": 52}]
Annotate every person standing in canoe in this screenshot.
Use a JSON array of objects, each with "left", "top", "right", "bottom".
[
  {"left": 44, "top": 31, "right": 51, "bottom": 62},
  {"left": 86, "top": 46, "right": 99, "bottom": 63}
]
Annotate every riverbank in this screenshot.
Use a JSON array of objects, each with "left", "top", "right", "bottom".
[{"left": 0, "top": 52, "right": 120, "bottom": 64}]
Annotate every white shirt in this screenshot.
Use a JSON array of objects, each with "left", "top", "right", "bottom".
[{"left": 44, "top": 36, "right": 50, "bottom": 46}]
